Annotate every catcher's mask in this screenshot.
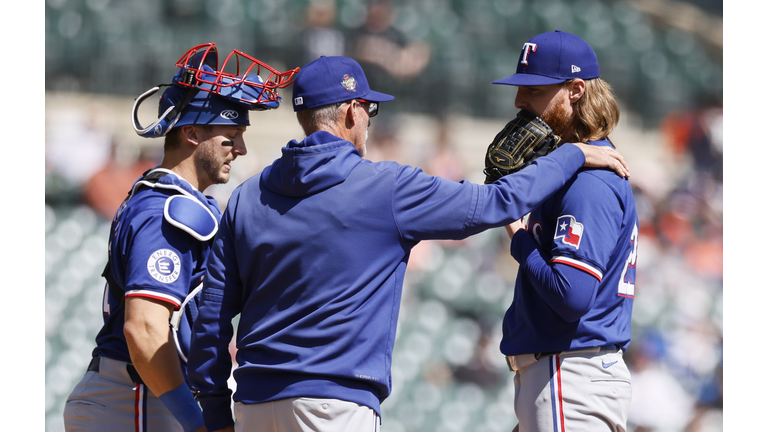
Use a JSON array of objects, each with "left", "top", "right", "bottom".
[{"left": 132, "top": 43, "right": 300, "bottom": 137}]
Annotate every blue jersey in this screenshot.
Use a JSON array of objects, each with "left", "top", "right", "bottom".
[
  {"left": 500, "top": 140, "right": 638, "bottom": 356},
  {"left": 187, "top": 131, "right": 589, "bottom": 430},
  {"left": 92, "top": 168, "right": 222, "bottom": 378}
]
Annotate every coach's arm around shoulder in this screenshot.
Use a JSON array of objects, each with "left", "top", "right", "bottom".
[{"left": 124, "top": 297, "right": 207, "bottom": 432}]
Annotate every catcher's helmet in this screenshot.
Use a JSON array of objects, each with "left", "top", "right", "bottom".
[{"left": 132, "top": 43, "right": 299, "bottom": 137}]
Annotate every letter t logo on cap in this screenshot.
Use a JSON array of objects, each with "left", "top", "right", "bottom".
[{"left": 521, "top": 43, "right": 538, "bottom": 65}]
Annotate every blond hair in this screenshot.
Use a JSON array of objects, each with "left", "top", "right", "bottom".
[{"left": 572, "top": 78, "right": 620, "bottom": 145}]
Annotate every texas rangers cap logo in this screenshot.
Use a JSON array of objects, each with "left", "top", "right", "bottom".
[
  {"left": 341, "top": 74, "right": 357, "bottom": 92},
  {"left": 147, "top": 249, "right": 181, "bottom": 283},
  {"left": 554, "top": 215, "right": 584, "bottom": 249},
  {"left": 521, "top": 42, "right": 537, "bottom": 65}
]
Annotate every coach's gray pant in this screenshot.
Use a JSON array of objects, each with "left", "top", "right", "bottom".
[
  {"left": 233, "top": 397, "right": 380, "bottom": 432},
  {"left": 63, "top": 356, "right": 182, "bottom": 432}
]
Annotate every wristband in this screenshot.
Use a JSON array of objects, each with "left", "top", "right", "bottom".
[{"left": 158, "top": 382, "right": 205, "bottom": 432}]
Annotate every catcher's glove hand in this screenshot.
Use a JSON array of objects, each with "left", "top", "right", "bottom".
[{"left": 483, "top": 110, "right": 563, "bottom": 184}]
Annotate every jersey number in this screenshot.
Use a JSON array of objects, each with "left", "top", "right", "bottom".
[{"left": 618, "top": 223, "right": 638, "bottom": 298}]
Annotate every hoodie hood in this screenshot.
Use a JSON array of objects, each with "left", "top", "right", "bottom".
[{"left": 262, "top": 131, "right": 363, "bottom": 197}]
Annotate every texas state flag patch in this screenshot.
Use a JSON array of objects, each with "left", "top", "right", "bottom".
[{"left": 554, "top": 215, "right": 584, "bottom": 249}]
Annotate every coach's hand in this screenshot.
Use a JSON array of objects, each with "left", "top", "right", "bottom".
[{"left": 573, "top": 143, "right": 630, "bottom": 178}]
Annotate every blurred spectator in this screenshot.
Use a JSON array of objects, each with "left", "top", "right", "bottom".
[
  {"left": 653, "top": 186, "right": 722, "bottom": 281},
  {"left": 82, "top": 142, "right": 160, "bottom": 220},
  {"left": 683, "top": 223, "right": 723, "bottom": 280},
  {"left": 421, "top": 118, "right": 466, "bottom": 183},
  {"left": 46, "top": 106, "right": 114, "bottom": 203},
  {"left": 660, "top": 96, "right": 723, "bottom": 182},
  {"left": 350, "top": 0, "right": 431, "bottom": 93},
  {"left": 625, "top": 334, "right": 696, "bottom": 431},
  {"left": 685, "top": 359, "right": 722, "bottom": 432},
  {"left": 451, "top": 317, "right": 503, "bottom": 389},
  {"left": 364, "top": 115, "right": 406, "bottom": 163},
  {"left": 300, "top": 0, "right": 346, "bottom": 65},
  {"left": 419, "top": 117, "right": 469, "bottom": 249}
]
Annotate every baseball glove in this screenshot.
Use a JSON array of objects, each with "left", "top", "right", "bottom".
[{"left": 483, "top": 110, "right": 563, "bottom": 184}]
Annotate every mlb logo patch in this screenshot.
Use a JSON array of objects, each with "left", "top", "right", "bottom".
[
  {"left": 341, "top": 74, "right": 357, "bottom": 92},
  {"left": 554, "top": 215, "right": 584, "bottom": 249}
]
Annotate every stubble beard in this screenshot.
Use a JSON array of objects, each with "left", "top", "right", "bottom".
[{"left": 196, "top": 141, "right": 229, "bottom": 186}]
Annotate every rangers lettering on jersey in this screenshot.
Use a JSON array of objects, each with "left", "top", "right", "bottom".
[
  {"left": 529, "top": 220, "right": 543, "bottom": 245},
  {"left": 521, "top": 43, "right": 537, "bottom": 65},
  {"left": 554, "top": 215, "right": 583, "bottom": 249}
]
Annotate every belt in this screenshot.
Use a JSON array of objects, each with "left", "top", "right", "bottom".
[
  {"left": 534, "top": 344, "right": 621, "bottom": 360},
  {"left": 506, "top": 344, "right": 622, "bottom": 372},
  {"left": 88, "top": 356, "right": 145, "bottom": 385}
]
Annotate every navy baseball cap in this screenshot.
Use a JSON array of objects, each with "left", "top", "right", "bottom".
[
  {"left": 493, "top": 30, "right": 600, "bottom": 86},
  {"left": 292, "top": 56, "right": 394, "bottom": 111}
]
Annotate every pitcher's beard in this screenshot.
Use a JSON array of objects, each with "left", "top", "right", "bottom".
[{"left": 539, "top": 100, "right": 573, "bottom": 140}]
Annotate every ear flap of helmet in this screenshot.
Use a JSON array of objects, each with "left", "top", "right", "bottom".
[
  {"left": 132, "top": 86, "right": 173, "bottom": 137},
  {"left": 131, "top": 83, "right": 201, "bottom": 138}
]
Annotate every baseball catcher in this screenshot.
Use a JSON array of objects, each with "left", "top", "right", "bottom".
[{"left": 63, "top": 43, "right": 298, "bottom": 432}]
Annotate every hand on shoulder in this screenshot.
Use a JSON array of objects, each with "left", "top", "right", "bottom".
[{"left": 572, "top": 143, "right": 630, "bottom": 178}]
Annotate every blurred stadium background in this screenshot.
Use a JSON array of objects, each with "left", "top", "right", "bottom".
[{"left": 45, "top": 0, "right": 723, "bottom": 431}]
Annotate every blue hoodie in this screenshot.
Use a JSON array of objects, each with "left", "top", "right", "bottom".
[{"left": 188, "top": 131, "right": 585, "bottom": 430}]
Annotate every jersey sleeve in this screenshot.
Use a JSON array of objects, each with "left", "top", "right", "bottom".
[
  {"left": 393, "top": 142, "right": 585, "bottom": 241},
  {"left": 548, "top": 172, "right": 624, "bottom": 278},
  {"left": 509, "top": 172, "right": 625, "bottom": 322},
  {"left": 511, "top": 230, "right": 600, "bottom": 322},
  {"left": 121, "top": 209, "right": 199, "bottom": 309}
]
